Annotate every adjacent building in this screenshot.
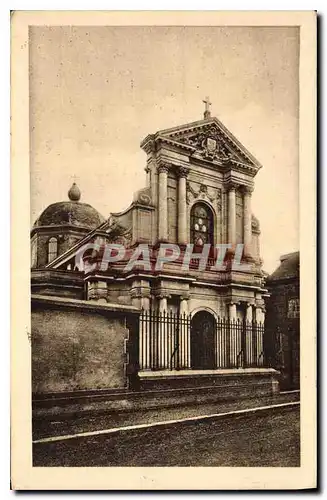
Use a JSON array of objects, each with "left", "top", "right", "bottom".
[{"left": 265, "top": 252, "right": 300, "bottom": 390}]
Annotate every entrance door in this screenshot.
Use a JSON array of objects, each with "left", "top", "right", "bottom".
[{"left": 190, "top": 311, "right": 216, "bottom": 369}]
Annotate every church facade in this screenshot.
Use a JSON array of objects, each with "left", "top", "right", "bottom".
[{"left": 31, "top": 105, "right": 273, "bottom": 389}]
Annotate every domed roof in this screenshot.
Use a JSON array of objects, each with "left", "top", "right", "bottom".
[{"left": 33, "top": 183, "right": 105, "bottom": 230}]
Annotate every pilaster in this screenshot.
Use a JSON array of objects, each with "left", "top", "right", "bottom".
[
  {"left": 130, "top": 280, "right": 151, "bottom": 309},
  {"left": 157, "top": 163, "right": 170, "bottom": 242},
  {"left": 227, "top": 182, "right": 238, "bottom": 249},
  {"left": 87, "top": 280, "right": 108, "bottom": 303},
  {"left": 242, "top": 185, "right": 254, "bottom": 260},
  {"left": 177, "top": 166, "right": 189, "bottom": 246}
]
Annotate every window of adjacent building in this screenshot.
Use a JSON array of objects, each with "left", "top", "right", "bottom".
[
  {"left": 48, "top": 237, "right": 58, "bottom": 263},
  {"left": 190, "top": 202, "right": 214, "bottom": 248},
  {"left": 287, "top": 298, "right": 300, "bottom": 319}
]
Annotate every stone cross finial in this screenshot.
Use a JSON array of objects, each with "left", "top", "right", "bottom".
[{"left": 203, "top": 96, "right": 212, "bottom": 119}]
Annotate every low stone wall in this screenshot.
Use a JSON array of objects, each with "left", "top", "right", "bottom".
[
  {"left": 33, "top": 368, "right": 281, "bottom": 420},
  {"left": 31, "top": 294, "right": 281, "bottom": 419},
  {"left": 31, "top": 295, "right": 140, "bottom": 394},
  {"left": 138, "top": 368, "right": 280, "bottom": 393}
]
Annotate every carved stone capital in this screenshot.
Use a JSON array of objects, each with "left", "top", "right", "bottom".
[
  {"left": 226, "top": 297, "right": 241, "bottom": 306},
  {"left": 130, "top": 287, "right": 151, "bottom": 299},
  {"left": 157, "top": 163, "right": 170, "bottom": 174},
  {"left": 176, "top": 166, "right": 189, "bottom": 179},
  {"left": 153, "top": 288, "right": 171, "bottom": 299},
  {"left": 255, "top": 298, "right": 266, "bottom": 308},
  {"left": 157, "top": 293, "right": 171, "bottom": 300},
  {"left": 226, "top": 182, "right": 240, "bottom": 192},
  {"left": 241, "top": 184, "right": 254, "bottom": 195}
]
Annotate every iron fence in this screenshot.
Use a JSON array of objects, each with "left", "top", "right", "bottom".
[{"left": 139, "top": 309, "right": 266, "bottom": 371}]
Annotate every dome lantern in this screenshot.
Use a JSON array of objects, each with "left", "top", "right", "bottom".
[{"left": 68, "top": 182, "right": 81, "bottom": 202}]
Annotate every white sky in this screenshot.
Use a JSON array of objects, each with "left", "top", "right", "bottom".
[{"left": 29, "top": 25, "right": 299, "bottom": 273}]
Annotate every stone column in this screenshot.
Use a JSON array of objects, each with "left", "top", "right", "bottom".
[
  {"left": 158, "top": 164, "right": 169, "bottom": 242},
  {"left": 131, "top": 281, "right": 151, "bottom": 370},
  {"left": 243, "top": 186, "right": 254, "bottom": 258},
  {"left": 255, "top": 307, "right": 263, "bottom": 324},
  {"left": 228, "top": 185, "right": 237, "bottom": 249},
  {"left": 254, "top": 306, "right": 265, "bottom": 366},
  {"left": 179, "top": 295, "right": 190, "bottom": 369},
  {"left": 245, "top": 303, "right": 253, "bottom": 365},
  {"left": 246, "top": 303, "right": 253, "bottom": 323},
  {"left": 229, "top": 302, "right": 237, "bottom": 320},
  {"left": 159, "top": 295, "right": 168, "bottom": 312},
  {"left": 158, "top": 293, "right": 169, "bottom": 369},
  {"left": 227, "top": 302, "right": 237, "bottom": 368},
  {"left": 141, "top": 296, "right": 150, "bottom": 311},
  {"left": 177, "top": 166, "right": 189, "bottom": 246},
  {"left": 180, "top": 296, "right": 189, "bottom": 315},
  {"left": 255, "top": 307, "right": 265, "bottom": 325},
  {"left": 140, "top": 293, "right": 151, "bottom": 370}
]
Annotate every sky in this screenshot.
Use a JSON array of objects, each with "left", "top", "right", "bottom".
[{"left": 29, "top": 25, "right": 299, "bottom": 273}]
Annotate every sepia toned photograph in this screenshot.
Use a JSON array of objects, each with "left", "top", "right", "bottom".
[{"left": 11, "top": 10, "right": 316, "bottom": 490}]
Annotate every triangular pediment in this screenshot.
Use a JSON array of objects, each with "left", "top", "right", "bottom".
[{"left": 154, "top": 117, "right": 262, "bottom": 170}]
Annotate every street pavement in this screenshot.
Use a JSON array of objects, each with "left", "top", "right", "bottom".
[
  {"left": 33, "top": 404, "right": 300, "bottom": 467},
  {"left": 33, "top": 391, "right": 299, "bottom": 440}
]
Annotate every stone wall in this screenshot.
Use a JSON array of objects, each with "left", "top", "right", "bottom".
[
  {"left": 31, "top": 269, "right": 85, "bottom": 299},
  {"left": 31, "top": 295, "right": 140, "bottom": 394}
]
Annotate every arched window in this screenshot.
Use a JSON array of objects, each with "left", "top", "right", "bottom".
[
  {"left": 190, "top": 202, "right": 214, "bottom": 248},
  {"left": 48, "top": 237, "right": 58, "bottom": 263}
]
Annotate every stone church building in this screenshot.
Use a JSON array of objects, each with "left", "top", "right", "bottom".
[{"left": 31, "top": 104, "right": 278, "bottom": 403}]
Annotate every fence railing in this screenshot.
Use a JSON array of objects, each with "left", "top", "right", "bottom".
[{"left": 139, "top": 309, "right": 265, "bottom": 371}]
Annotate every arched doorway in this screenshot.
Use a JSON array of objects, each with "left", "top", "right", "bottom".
[{"left": 190, "top": 310, "right": 216, "bottom": 369}]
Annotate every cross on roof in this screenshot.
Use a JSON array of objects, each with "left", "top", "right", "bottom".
[{"left": 203, "top": 96, "right": 212, "bottom": 119}]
